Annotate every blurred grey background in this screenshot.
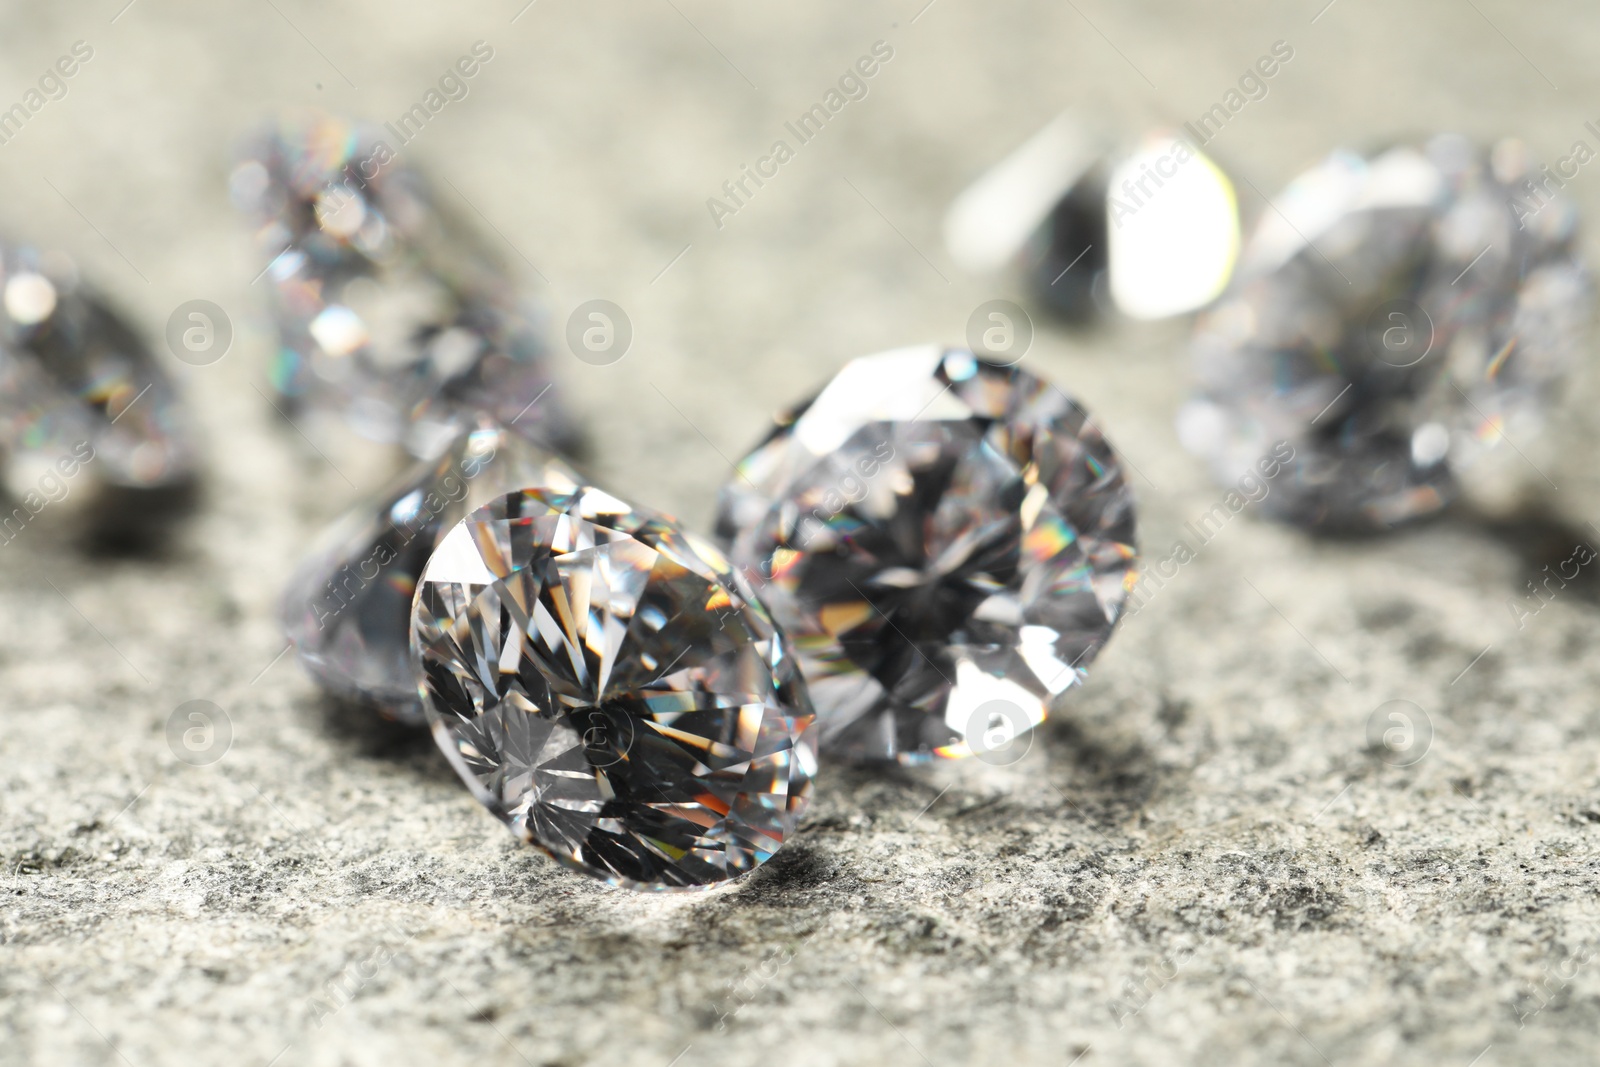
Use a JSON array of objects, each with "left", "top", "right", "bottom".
[{"left": 3, "top": 2, "right": 1600, "bottom": 1065}]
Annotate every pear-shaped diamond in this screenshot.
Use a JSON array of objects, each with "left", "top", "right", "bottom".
[{"left": 413, "top": 487, "right": 817, "bottom": 889}]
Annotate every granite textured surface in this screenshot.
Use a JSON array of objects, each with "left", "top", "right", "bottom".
[{"left": 4, "top": 2, "right": 1600, "bottom": 1065}]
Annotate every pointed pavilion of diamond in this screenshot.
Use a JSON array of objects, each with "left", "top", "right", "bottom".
[
  {"left": 412, "top": 486, "right": 817, "bottom": 890},
  {"left": 0, "top": 242, "right": 197, "bottom": 493},
  {"left": 231, "top": 111, "right": 572, "bottom": 458},
  {"left": 715, "top": 345, "right": 1138, "bottom": 765},
  {"left": 281, "top": 416, "right": 582, "bottom": 723}
]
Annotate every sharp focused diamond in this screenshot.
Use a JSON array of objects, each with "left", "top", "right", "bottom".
[
  {"left": 1181, "top": 135, "right": 1591, "bottom": 531},
  {"left": 715, "top": 345, "right": 1138, "bottom": 764},
  {"left": 412, "top": 486, "right": 817, "bottom": 890},
  {"left": 282, "top": 417, "right": 582, "bottom": 722},
  {"left": 233, "top": 112, "right": 570, "bottom": 457},
  {"left": 0, "top": 243, "right": 196, "bottom": 492}
]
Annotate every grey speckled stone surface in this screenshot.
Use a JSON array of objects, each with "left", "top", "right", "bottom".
[{"left": 4, "top": 2, "right": 1600, "bottom": 1064}]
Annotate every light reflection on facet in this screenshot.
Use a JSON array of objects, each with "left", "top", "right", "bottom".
[{"left": 1108, "top": 135, "right": 1240, "bottom": 320}]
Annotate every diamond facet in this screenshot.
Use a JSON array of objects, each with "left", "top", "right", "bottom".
[
  {"left": 0, "top": 243, "right": 197, "bottom": 494},
  {"left": 282, "top": 417, "right": 581, "bottom": 722},
  {"left": 715, "top": 345, "right": 1138, "bottom": 764},
  {"left": 232, "top": 112, "right": 570, "bottom": 457},
  {"left": 412, "top": 487, "right": 816, "bottom": 889},
  {"left": 1180, "top": 136, "right": 1591, "bottom": 531}
]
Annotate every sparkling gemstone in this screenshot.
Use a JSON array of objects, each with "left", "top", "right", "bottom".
[
  {"left": 0, "top": 243, "right": 197, "bottom": 493},
  {"left": 1180, "top": 135, "right": 1591, "bottom": 531},
  {"left": 412, "top": 486, "right": 816, "bottom": 890},
  {"left": 282, "top": 417, "right": 581, "bottom": 723},
  {"left": 232, "top": 112, "right": 570, "bottom": 457},
  {"left": 714, "top": 345, "right": 1138, "bottom": 765},
  {"left": 943, "top": 116, "right": 1239, "bottom": 320}
]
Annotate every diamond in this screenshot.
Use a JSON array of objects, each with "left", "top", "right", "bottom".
[
  {"left": 1180, "top": 135, "right": 1591, "bottom": 531},
  {"left": 412, "top": 486, "right": 816, "bottom": 889},
  {"left": 715, "top": 345, "right": 1138, "bottom": 764},
  {"left": 943, "top": 116, "right": 1240, "bottom": 321},
  {"left": 0, "top": 243, "right": 197, "bottom": 496},
  {"left": 281, "top": 416, "right": 581, "bottom": 723},
  {"left": 232, "top": 112, "right": 571, "bottom": 457}
]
